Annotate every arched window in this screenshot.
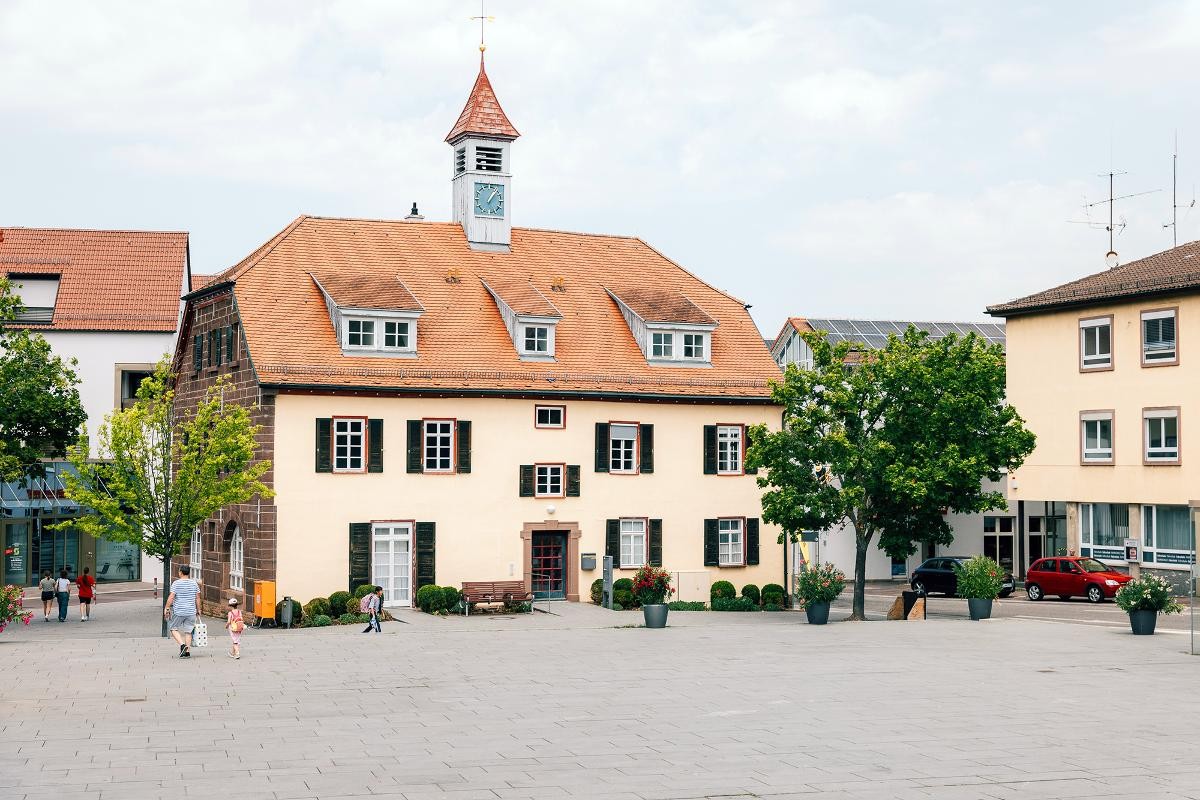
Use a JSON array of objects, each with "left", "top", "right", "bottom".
[
  {"left": 229, "top": 527, "right": 244, "bottom": 591},
  {"left": 189, "top": 529, "right": 202, "bottom": 583}
]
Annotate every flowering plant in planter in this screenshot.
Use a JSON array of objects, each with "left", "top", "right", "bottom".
[
  {"left": 794, "top": 562, "right": 846, "bottom": 609},
  {"left": 0, "top": 585, "right": 33, "bottom": 634},
  {"left": 1115, "top": 574, "right": 1183, "bottom": 614},
  {"left": 631, "top": 565, "right": 674, "bottom": 606},
  {"left": 953, "top": 556, "right": 1005, "bottom": 599}
]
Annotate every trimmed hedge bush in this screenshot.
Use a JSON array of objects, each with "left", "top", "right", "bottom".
[
  {"left": 416, "top": 584, "right": 445, "bottom": 613},
  {"left": 275, "top": 598, "right": 303, "bottom": 625},
  {"left": 762, "top": 583, "right": 786, "bottom": 606},
  {"left": 337, "top": 612, "right": 367, "bottom": 625},
  {"left": 353, "top": 583, "right": 376, "bottom": 599},
  {"left": 303, "top": 597, "right": 331, "bottom": 618},
  {"left": 613, "top": 578, "right": 639, "bottom": 609},
  {"left": 710, "top": 580, "right": 736, "bottom": 602},
  {"left": 440, "top": 586, "right": 461, "bottom": 611},
  {"left": 740, "top": 583, "right": 761, "bottom": 605},
  {"left": 667, "top": 600, "right": 706, "bottom": 611},
  {"left": 308, "top": 614, "right": 332, "bottom": 627},
  {"left": 327, "top": 591, "right": 352, "bottom": 617},
  {"left": 590, "top": 578, "right": 604, "bottom": 604},
  {"left": 763, "top": 603, "right": 783, "bottom": 612},
  {"left": 712, "top": 596, "right": 757, "bottom": 612}
]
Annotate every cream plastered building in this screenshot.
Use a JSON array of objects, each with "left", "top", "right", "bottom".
[
  {"left": 171, "top": 54, "right": 785, "bottom": 613},
  {"left": 990, "top": 242, "right": 1200, "bottom": 590}
]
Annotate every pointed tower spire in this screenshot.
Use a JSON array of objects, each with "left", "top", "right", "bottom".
[{"left": 445, "top": 54, "right": 520, "bottom": 143}]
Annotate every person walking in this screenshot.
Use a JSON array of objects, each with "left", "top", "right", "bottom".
[
  {"left": 361, "top": 586, "right": 383, "bottom": 633},
  {"left": 163, "top": 564, "right": 200, "bottom": 658},
  {"left": 225, "top": 598, "right": 244, "bottom": 659},
  {"left": 38, "top": 572, "right": 55, "bottom": 622},
  {"left": 54, "top": 569, "right": 71, "bottom": 623},
  {"left": 76, "top": 567, "right": 96, "bottom": 622}
]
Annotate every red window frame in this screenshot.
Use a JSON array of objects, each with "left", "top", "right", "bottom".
[
  {"left": 533, "top": 462, "right": 567, "bottom": 498},
  {"left": 608, "top": 420, "right": 640, "bottom": 475},
  {"left": 534, "top": 404, "right": 567, "bottom": 429},
  {"left": 617, "top": 516, "right": 650, "bottom": 570},
  {"left": 715, "top": 423, "right": 746, "bottom": 476},
  {"left": 332, "top": 415, "right": 368, "bottom": 474},
  {"left": 421, "top": 417, "right": 457, "bottom": 474},
  {"left": 717, "top": 516, "right": 748, "bottom": 567}
]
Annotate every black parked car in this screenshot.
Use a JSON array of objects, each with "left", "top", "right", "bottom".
[{"left": 910, "top": 556, "right": 1014, "bottom": 598}]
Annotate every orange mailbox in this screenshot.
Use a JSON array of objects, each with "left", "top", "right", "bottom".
[{"left": 255, "top": 580, "right": 276, "bottom": 619}]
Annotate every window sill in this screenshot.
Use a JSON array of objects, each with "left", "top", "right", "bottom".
[{"left": 1142, "top": 360, "right": 1179, "bottom": 368}]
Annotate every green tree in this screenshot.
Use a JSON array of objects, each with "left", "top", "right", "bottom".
[
  {"left": 747, "top": 327, "right": 1035, "bottom": 620},
  {"left": 0, "top": 277, "right": 87, "bottom": 481},
  {"left": 60, "top": 360, "right": 272, "bottom": 636}
]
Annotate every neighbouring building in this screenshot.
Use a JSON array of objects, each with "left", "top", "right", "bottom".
[
  {"left": 769, "top": 316, "right": 1050, "bottom": 581},
  {"left": 171, "top": 54, "right": 784, "bottom": 616},
  {"left": 0, "top": 227, "right": 192, "bottom": 587},
  {"left": 989, "top": 242, "right": 1200, "bottom": 591}
]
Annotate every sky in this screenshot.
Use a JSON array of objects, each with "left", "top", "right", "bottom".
[{"left": 3, "top": 1, "right": 1200, "bottom": 338}]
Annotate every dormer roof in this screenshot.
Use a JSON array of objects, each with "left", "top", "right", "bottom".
[
  {"left": 309, "top": 271, "right": 424, "bottom": 312},
  {"left": 606, "top": 287, "right": 717, "bottom": 326},
  {"left": 445, "top": 55, "right": 520, "bottom": 143},
  {"left": 481, "top": 276, "right": 561, "bottom": 318}
]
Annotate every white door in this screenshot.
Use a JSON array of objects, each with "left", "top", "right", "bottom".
[{"left": 372, "top": 524, "right": 412, "bottom": 607}]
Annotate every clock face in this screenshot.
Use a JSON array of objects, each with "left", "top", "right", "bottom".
[{"left": 474, "top": 182, "right": 504, "bottom": 217}]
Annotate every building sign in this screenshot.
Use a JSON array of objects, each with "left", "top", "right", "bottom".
[
  {"left": 4, "top": 543, "right": 22, "bottom": 576},
  {"left": 1092, "top": 547, "right": 1124, "bottom": 562},
  {"left": 1154, "top": 551, "right": 1196, "bottom": 566},
  {"left": 1124, "top": 538, "right": 1139, "bottom": 562}
]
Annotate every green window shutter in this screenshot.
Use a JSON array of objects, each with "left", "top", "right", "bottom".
[
  {"left": 746, "top": 518, "right": 760, "bottom": 565},
  {"left": 703, "top": 519, "right": 719, "bottom": 566},
  {"left": 606, "top": 519, "right": 620, "bottom": 568},
  {"left": 566, "top": 465, "right": 581, "bottom": 497},
  {"left": 639, "top": 424, "right": 654, "bottom": 473},
  {"left": 415, "top": 522, "right": 436, "bottom": 590},
  {"left": 348, "top": 522, "right": 372, "bottom": 593},
  {"left": 212, "top": 330, "right": 222, "bottom": 366},
  {"left": 224, "top": 326, "right": 234, "bottom": 362},
  {"left": 315, "top": 418, "right": 332, "bottom": 473},
  {"left": 648, "top": 519, "right": 663, "bottom": 567},
  {"left": 406, "top": 420, "right": 423, "bottom": 473},
  {"left": 594, "top": 423, "right": 610, "bottom": 472},
  {"left": 367, "top": 418, "right": 384, "bottom": 473},
  {"left": 703, "top": 425, "right": 718, "bottom": 474},
  {"left": 192, "top": 334, "right": 203, "bottom": 371},
  {"left": 519, "top": 465, "right": 535, "bottom": 497},
  {"left": 456, "top": 420, "right": 471, "bottom": 473}
]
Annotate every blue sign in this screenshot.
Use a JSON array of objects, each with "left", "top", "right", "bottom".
[
  {"left": 1091, "top": 548, "right": 1124, "bottom": 561},
  {"left": 1154, "top": 551, "right": 1195, "bottom": 566}
]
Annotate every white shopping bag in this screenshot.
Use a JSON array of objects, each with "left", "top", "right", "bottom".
[{"left": 192, "top": 621, "right": 208, "bottom": 648}]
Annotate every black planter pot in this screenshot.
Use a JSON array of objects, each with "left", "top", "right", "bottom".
[
  {"left": 804, "top": 601, "right": 830, "bottom": 625},
  {"left": 642, "top": 604, "right": 668, "bottom": 629},
  {"left": 967, "top": 598, "right": 993, "bottom": 621},
  {"left": 1129, "top": 609, "right": 1158, "bottom": 635}
]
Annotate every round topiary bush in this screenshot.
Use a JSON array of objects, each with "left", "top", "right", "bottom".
[
  {"left": 303, "top": 597, "right": 331, "bottom": 618},
  {"left": 614, "top": 589, "right": 636, "bottom": 609},
  {"left": 327, "top": 591, "right": 352, "bottom": 617},
  {"left": 353, "top": 583, "right": 376, "bottom": 599},
  {"left": 613, "top": 577, "right": 634, "bottom": 593},
  {"left": 710, "top": 580, "right": 736, "bottom": 602},
  {"left": 345, "top": 595, "right": 363, "bottom": 615},
  {"left": 590, "top": 578, "right": 604, "bottom": 604},
  {"left": 275, "top": 598, "right": 303, "bottom": 625},
  {"left": 440, "top": 586, "right": 461, "bottom": 611},
  {"left": 762, "top": 583, "right": 786, "bottom": 606},
  {"left": 416, "top": 584, "right": 447, "bottom": 613},
  {"left": 309, "top": 614, "right": 332, "bottom": 627},
  {"left": 741, "top": 583, "right": 761, "bottom": 605}
]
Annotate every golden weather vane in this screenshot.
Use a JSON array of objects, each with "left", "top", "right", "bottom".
[{"left": 470, "top": 0, "right": 495, "bottom": 52}]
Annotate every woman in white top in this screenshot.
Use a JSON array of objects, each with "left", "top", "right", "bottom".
[{"left": 55, "top": 569, "right": 71, "bottom": 623}]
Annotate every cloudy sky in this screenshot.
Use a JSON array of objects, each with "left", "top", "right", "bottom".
[{"left": 3, "top": 1, "right": 1199, "bottom": 336}]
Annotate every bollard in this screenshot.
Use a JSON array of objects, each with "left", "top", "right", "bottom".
[{"left": 280, "top": 595, "right": 294, "bottom": 629}]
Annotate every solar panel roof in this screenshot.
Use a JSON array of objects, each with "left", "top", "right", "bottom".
[{"left": 800, "top": 319, "right": 1006, "bottom": 350}]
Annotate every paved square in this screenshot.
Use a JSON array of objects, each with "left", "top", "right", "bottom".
[{"left": 2, "top": 599, "right": 1199, "bottom": 800}]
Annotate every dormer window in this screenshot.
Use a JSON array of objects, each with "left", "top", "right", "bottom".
[
  {"left": 346, "top": 319, "right": 375, "bottom": 348},
  {"left": 683, "top": 333, "right": 707, "bottom": 360},
  {"left": 482, "top": 277, "right": 562, "bottom": 362},
  {"left": 476, "top": 146, "right": 503, "bottom": 172},
  {"left": 384, "top": 321, "right": 410, "bottom": 350},
  {"left": 651, "top": 332, "right": 673, "bottom": 358},
  {"left": 606, "top": 287, "right": 717, "bottom": 368},
  {"left": 523, "top": 325, "right": 550, "bottom": 354},
  {"left": 310, "top": 272, "right": 424, "bottom": 358}
]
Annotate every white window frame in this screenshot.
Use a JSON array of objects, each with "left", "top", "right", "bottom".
[
  {"left": 1079, "top": 316, "right": 1112, "bottom": 370},
  {"left": 344, "top": 318, "right": 376, "bottom": 349},
  {"left": 1080, "top": 411, "right": 1114, "bottom": 464},
  {"left": 229, "top": 528, "right": 244, "bottom": 591},
  {"left": 609, "top": 423, "right": 638, "bottom": 474},
  {"left": 1141, "top": 309, "right": 1178, "bottom": 365},
  {"left": 620, "top": 518, "right": 647, "bottom": 569},
  {"left": 718, "top": 518, "right": 744, "bottom": 566},
  {"left": 333, "top": 417, "right": 366, "bottom": 473},
  {"left": 682, "top": 332, "right": 708, "bottom": 361},
  {"left": 1144, "top": 409, "right": 1180, "bottom": 463},
  {"left": 522, "top": 325, "right": 551, "bottom": 355},
  {"left": 535, "top": 464, "right": 565, "bottom": 498},
  {"left": 372, "top": 522, "right": 413, "bottom": 607},
  {"left": 534, "top": 405, "right": 565, "bottom": 429},
  {"left": 423, "top": 419, "right": 455, "bottom": 473},
  {"left": 651, "top": 331, "right": 674, "bottom": 359},
  {"left": 189, "top": 528, "right": 202, "bottom": 584},
  {"left": 716, "top": 425, "right": 743, "bottom": 475},
  {"left": 383, "top": 320, "right": 411, "bottom": 350}
]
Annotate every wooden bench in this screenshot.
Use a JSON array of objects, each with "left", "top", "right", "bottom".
[{"left": 461, "top": 580, "right": 533, "bottom": 615}]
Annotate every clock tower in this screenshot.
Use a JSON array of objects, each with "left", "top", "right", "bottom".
[{"left": 447, "top": 53, "right": 520, "bottom": 252}]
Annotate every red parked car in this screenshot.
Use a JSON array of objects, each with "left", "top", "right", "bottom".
[{"left": 1025, "top": 557, "right": 1132, "bottom": 603}]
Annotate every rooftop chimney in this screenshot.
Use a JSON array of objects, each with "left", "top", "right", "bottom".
[{"left": 404, "top": 202, "right": 425, "bottom": 222}]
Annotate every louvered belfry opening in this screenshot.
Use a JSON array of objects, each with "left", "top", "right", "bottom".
[{"left": 475, "top": 145, "right": 503, "bottom": 172}]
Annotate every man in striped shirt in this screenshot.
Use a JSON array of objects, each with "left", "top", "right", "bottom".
[{"left": 164, "top": 565, "right": 200, "bottom": 658}]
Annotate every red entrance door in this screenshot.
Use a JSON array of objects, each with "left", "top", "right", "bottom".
[{"left": 531, "top": 532, "right": 566, "bottom": 600}]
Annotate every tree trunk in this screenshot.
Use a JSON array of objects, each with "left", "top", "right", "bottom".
[
  {"left": 851, "top": 533, "right": 869, "bottom": 621},
  {"left": 161, "top": 557, "right": 171, "bottom": 638}
]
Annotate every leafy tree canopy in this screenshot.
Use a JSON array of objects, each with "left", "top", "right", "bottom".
[{"left": 747, "top": 327, "right": 1035, "bottom": 620}]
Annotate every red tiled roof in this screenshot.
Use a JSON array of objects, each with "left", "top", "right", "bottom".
[
  {"left": 191, "top": 274, "right": 219, "bottom": 292},
  {"left": 445, "top": 55, "right": 520, "bottom": 142},
  {"left": 310, "top": 271, "right": 423, "bottom": 312},
  {"left": 608, "top": 287, "right": 717, "bottom": 325},
  {"left": 217, "top": 216, "right": 778, "bottom": 399},
  {"left": 988, "top": 240, "right": 1200, "bottom": 316},
  {"left": 0, "top": 227, "right": 188, "bottom": 331},
  {"left": 481, "top": 276, "right": 560, "bottom": 318}
]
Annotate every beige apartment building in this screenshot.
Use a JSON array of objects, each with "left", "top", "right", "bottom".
[
  {"left": 989, "top": 242, "right": 1198, "bottom": 589},
  {"left": 170, "top": 54, "right": 785, "bottom": 614}
]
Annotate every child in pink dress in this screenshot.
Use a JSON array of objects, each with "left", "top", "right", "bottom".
[{"left": 225, "top": 598, "right": 244, "bottom": 659}]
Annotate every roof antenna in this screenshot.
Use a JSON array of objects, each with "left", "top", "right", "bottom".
[
  {"left": 1162, "top": 131, "right": 1195, "bottom": 248},
  {"left": 1067, "top": 167, "right": 1161, "bottom": 268}
]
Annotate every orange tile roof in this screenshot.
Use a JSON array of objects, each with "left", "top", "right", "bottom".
[
  {"left": 214, "top": 216, "right": 779, "bottom": 400},
  {"left": 0, "top": 227, "right": 187, "bottom": 331},
  {"left": 310, "top": 271, "right": 423, "bottom": 312},
  {"left": 481, "top": 276, "right": 560, "bottom": 318},
  {"left": 445, "top": 55, "right": 520, "bottom": 142},
  {"left": 608, "top": 287, "right": 716, "bottom": 325},
  {"left": 190, "top": 274, "right": 220, "bottom": 292}
]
